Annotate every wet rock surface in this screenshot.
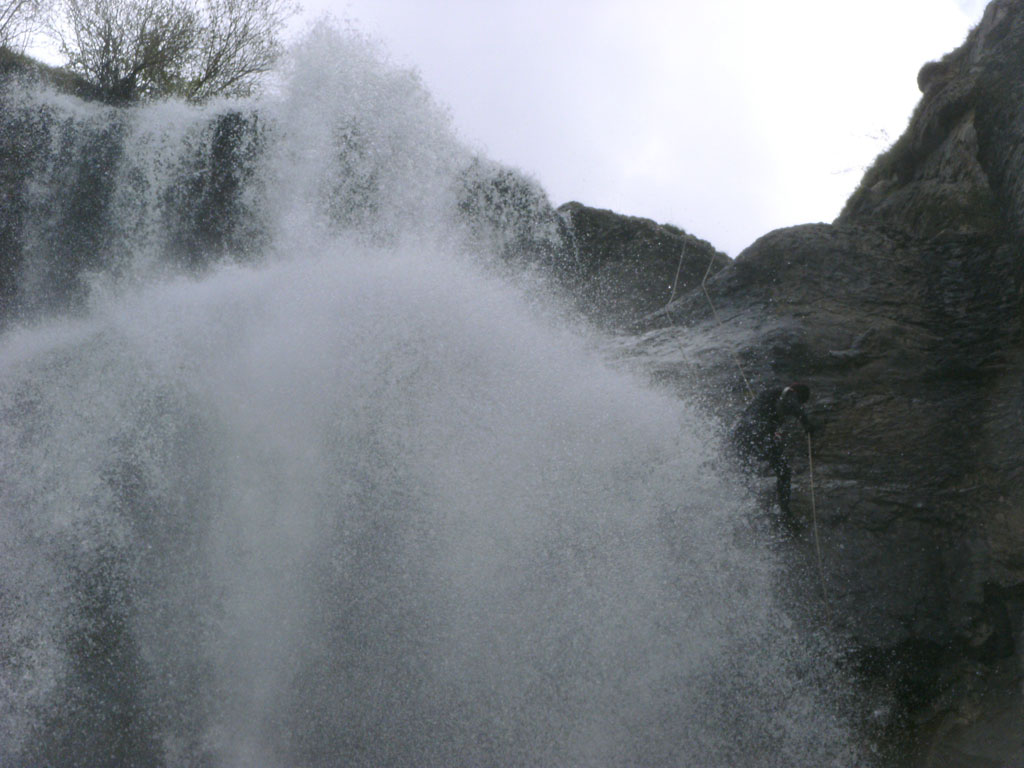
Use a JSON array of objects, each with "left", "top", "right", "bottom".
[
  {"left": 555, "top": 201, "right": 729, "bottom": 327},
  {"left": 563, "top": 2, "right": 1024, "bottom": 763}
]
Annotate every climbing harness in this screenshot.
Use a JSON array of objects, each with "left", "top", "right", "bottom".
[{"left": 807, "top": 432, "right": 832, "bottom": 623}]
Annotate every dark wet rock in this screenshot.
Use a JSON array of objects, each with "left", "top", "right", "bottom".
[
  {"left": 456, "top": 158, "right": 571, "bottom": 273},
  {"left": 454, "top": 177, "right": 730, "bottom": 328},
  {"left": 555, "top": 201, "right": 729, "bottom": 327},
  {"left": 0, "top": 95, "right": 270, "bottom": 317},
  {"left": 617, "top": 2, "right": 1024, "bottom": 763}
]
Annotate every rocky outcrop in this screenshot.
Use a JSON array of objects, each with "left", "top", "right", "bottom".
[
  {"left": 454, "top": 175, "right": 729, "bottom": 328},
  {"left": 555, "top": 202, "right": 729, "bottom": 327},
  {"left": 0, "top": 87, "right": 268, "bottom": 317},
  {"left": 620, "top": 2, "right": 1024, "bottom": 764},
  {"left": 0, "top": 49, "right": 725, "bottom": 331}
]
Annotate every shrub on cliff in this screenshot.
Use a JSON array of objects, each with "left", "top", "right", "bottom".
[{"left": 47, "top": 0, "right": 296, "bottom": 103}]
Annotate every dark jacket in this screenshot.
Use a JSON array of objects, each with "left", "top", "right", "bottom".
[
  {"left": 731, "top": 386, "right": 812, "bottom": 461},
  {"left": 730, "top": 385, "right": 813, "bottom": 520}
]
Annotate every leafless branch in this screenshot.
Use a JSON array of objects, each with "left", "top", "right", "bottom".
[{"left": 47, "top": 0, "right": 296, "bottom": 101}]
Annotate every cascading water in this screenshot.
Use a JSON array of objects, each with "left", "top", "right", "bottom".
[{"left": 1, "top": 23, "right": 867, "bottom": 767}]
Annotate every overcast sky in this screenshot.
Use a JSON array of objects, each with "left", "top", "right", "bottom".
[{"left": 294, "top": 0, "right": 988, "bottom": 255}]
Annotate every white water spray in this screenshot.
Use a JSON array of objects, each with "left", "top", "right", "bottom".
[{"left": 0, "top": 23, "right": 864, "bottom": 767}]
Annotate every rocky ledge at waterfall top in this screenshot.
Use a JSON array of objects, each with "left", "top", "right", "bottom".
[{"left": 565, "top": 1, "right": 1024, "bottom": 764}]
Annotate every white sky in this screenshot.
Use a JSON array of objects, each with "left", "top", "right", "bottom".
[{"left": 294, "top": 0, "right": 989, "bottom": 255}]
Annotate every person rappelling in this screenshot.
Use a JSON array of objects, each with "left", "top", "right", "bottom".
[{"left": 730, "top": 383, "right": 817, "bottom": 530}]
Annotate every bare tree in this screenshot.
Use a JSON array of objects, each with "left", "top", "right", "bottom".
[
  {"left": 180, "top": 0, "right": 293, "bottom": 102},
  {"left": 49, "top": 0, "right": 295, "bottom": 102},
  {"left": 52, "top": 0, "right": 196, "bottom": 100},
  {"left": 1, "top": 0, "right": 46, "bottom": 51}
]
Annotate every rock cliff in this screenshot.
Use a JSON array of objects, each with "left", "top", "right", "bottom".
[
  {"left": 555, "top": 201, "right": 729, "bottom": 327},
  {"left": 593, "top": 2, "right": 1024, "bottom": 764}
]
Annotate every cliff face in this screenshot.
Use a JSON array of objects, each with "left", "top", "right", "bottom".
[
  {"left": 609, "top": 2, "right": 1024, "bottom": 763},
  {"left": 0, "top": 73, "right": 721, "bottom": 330},
  {"left": 0, "top": 93, "right": 268, "bottom": 317},
  {"left": 555, "top": 202, "right": 729, "bottom": 327}
]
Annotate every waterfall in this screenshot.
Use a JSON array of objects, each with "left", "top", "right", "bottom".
[{"left": 0, "top": 23, "right": 865, "bottom": 767}]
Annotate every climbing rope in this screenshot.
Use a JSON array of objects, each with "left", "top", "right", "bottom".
[
  {"left": 686, "top": 250, "right": 831, "bottom": 621},
  {"left": 667, "top": 244, "right": 686, "bottom": 305},
  {"left": 807, "top": 432, "right": 832, "bottom": 623},
  {"left": 699, "top": 253, "right": 755, "bottom": 400}
]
